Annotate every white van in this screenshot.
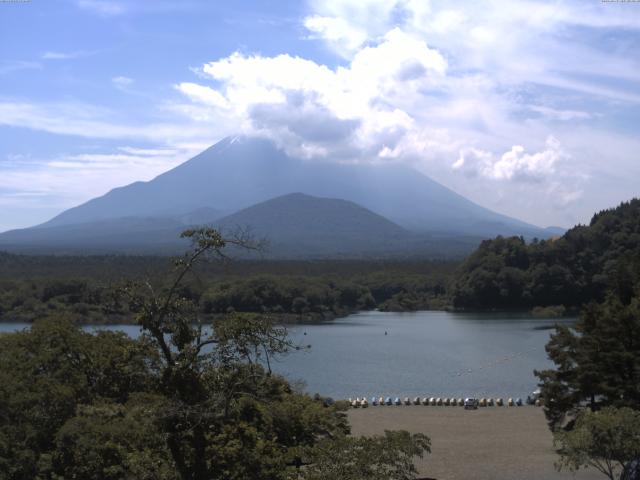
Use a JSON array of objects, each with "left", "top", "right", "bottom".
[{"left": 464, "top": 398, "right": 478, "bottom": 410}]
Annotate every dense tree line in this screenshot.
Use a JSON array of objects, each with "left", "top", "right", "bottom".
[
  {"left": 3, "top": 199, "right": 639, "bottom": 322},
  {"left": 536, "top": 287, "right": 640, "bottom": 430},
  {"left": 0, "top": 229, "right": 431, "bottom": 480},
  {"left": 452, "top": 199, "right": 640, "bottom": 310},
  {"left": 534, "top": 251, "right": 640, "bottom": 479},
  {"left": 0, "top": 260, "right": 454, "bottom": 324}
]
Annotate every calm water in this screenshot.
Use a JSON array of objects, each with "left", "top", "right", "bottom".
[{"left": 0, "top": 311, "right": 571, "bottom": 400}]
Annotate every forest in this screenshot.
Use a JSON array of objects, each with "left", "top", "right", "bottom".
[
  {"left": 451, "top": 199, "right": 640, "bottom": 311},
  {"left": 0, "top": 255, "right": 455, "bottom": 324},
  {"left": 0, "top": 229, "right": 431, "bottom": 480},
  {"left": 1, "top": 199, "right": 639, "bottom": 325}
]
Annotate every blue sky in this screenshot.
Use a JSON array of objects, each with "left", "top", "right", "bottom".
[{"left": 1, "top": 0, "right": 639, "bottom": 232}]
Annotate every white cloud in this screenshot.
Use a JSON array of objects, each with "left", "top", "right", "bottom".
[
  {"left": 528, "top": 106, "right": 593, "bottom": 121},
  {"left": 166, "top": 0, "right": 639, "bottom": 225},
  {"left": 2, "top": 0, "right": 639, "bottom": 229},
  {"left": 117, "top": 146, "right": 178, "bottom": 156},
  {"left": 175, "top": 82, "right": 229, "bottom": 109},
  {"left": 42, "top": 50, "right": 94, "bottom": 60},
  {"left": 112, "top": 76, "right": 134, "bottom": 90},
  {"left": 0, "top": 101, "right": 215, "bottom": 143},
  {"left": 0, "top": 146, "right": 200, "bottom": 230},
  {"left": 453, "top": 136, "right": 565, "bottom": 183},
  {"left": 178, "top": 28, "right": 447, "bottom": 160},
  {"left": 304, "top": 15, "right": 368, "bottom": 56}
]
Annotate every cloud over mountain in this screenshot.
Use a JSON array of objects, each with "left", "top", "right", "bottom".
[
  {"left": 169, "top": 0, "right": 639, "bottom": 228},
  {"left": 1, "top": 0, "right": 639, "bottom": 231}
]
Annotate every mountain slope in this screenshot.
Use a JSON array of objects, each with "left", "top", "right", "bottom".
[
  {"left": 0, "top": 193, "right": 484, "bottom": 257},
  {"left": 38, "top": 136, "right": 549, "bottom": 238},
  {"left": 214, "top": 193, "right": 412, "bottom": 256},
  {"left": 0, "top": 207, "right": 223, "bottom": 254}
]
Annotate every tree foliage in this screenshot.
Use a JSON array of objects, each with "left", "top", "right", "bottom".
[
  {"left": 554, "top": 407, "right": 640, "bottom": 480},
  {"left": 295, "top": 430, "right": 430, "bottom": 480},
  {"left": 0, "top": 228, "right": 431, "bottom": 480},
  {"left": 0, "top": 260, "right": 453, "bottom": 324},
  {"left": 535, "top": 290, "right": 640, "bottom": 430},
  {"left": 452, "top": 199, "right": 640, "bottom": 310}
]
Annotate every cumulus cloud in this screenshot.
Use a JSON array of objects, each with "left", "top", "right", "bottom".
[
  {"left": 166, "top": 0, "right": 640, "bottom": 224},
  {"left": 3, "top": 0, "right": 639, "bottom": 229},
  {"left": 176, "top": 82, "right": 229, "bottom": 109},
  {"left": 177, "top": 28, "right": 446, "bottom": 160},
  {"left": 453, "top": 136, "right": 565, "bottom": 183},
  {"left": 304, "top": 15, "right": 368, "bottom": 56}
]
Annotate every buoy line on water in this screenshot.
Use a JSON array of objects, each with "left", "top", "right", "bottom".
[{"left": 447, "top": 346, "right": 540, "bottom": 378}]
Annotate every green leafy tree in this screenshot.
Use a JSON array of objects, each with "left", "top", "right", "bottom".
[
  {"left": 554, "top": 407, "right": 640, "bottom": 480},
  {"left": 536, "top": 292, "right": 640, "bottom": 430},
  {"left": 51, "top": 396, "right": 176, "bottom": 480},
  {"left": 0, "top": 228, "right": 433, "bottom": 480},
  {"left": 294, "top": 430, "right": 430, "bottom": 480},
  {"left": 453, "top": 199, "right": 640, "bottom": 310},
  {"left": 0, "top": 317, "right": 158, "bottom": 479}
]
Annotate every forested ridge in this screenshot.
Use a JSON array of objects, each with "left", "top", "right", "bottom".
[
  {"left": 452, "top": 199, "right": 640, "bottom": 310},
  {"left": 0, "top": 256, "right": 454, "bottom": 324},
  {"left": 1, "top": 199, "right": 639, "bottom": 323}
]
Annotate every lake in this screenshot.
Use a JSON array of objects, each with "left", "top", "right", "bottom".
[{"left": 0, "top": 310, "right": 571, "bottom": 400}]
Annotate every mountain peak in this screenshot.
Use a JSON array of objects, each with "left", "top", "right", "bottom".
[{"left": 28, "top": 135, "right": 547, "bottom": 239}]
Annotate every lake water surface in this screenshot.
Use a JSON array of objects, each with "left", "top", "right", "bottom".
[{"left": 1, "top": 310, "right": 571, "bottom": 400}]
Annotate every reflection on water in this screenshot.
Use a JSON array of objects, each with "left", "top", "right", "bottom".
[{"left": 0, "top": 310, "right": 573, "bottom": 399}]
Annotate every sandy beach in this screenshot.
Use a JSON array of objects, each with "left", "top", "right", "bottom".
[{"left": 348, "top": 406, "right": 603, "bottom": 480}]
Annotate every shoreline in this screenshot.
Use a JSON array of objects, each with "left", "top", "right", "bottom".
[{"left": 0, "top": 306, "right": 574, "bottom": 326}]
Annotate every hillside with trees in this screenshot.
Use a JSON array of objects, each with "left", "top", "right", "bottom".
[
  {"left": 0, "top": 229, "right": 431, "bottom": 480},
  {"left": 451, "top": 199, "right": 640, "bottom": 310},
  {"left": 0, "top": 255, "right": 455, "bottom": 324}
]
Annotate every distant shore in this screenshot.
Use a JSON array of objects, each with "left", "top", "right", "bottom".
[
  {"left": 0, "top": 305, "right": 575, "bottom": 326},
  {"left": 348, "top": 407, "right": 602, "bottom": 480}
]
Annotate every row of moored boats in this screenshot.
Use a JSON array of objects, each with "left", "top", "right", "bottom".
[{"left": 349, "top": 396, "right": 543, "bottom": 408}]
